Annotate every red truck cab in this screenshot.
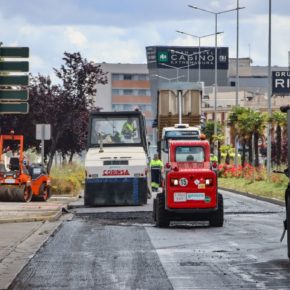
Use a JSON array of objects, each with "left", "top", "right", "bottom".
[{"left": 153, "top": 140, "right": 223, "bottom": 227}]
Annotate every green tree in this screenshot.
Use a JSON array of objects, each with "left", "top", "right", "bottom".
[
  {"left": 229, "top": 107, "right": 266, "bottom": 167},
  {"left": 212, "top": 133, "right": 225, "bottom": 163},
  {"left": 203, "top": 120, "right": 222, "bottom": 152},
  {"left": 270, "top": 111, "right": 287, "bottom": 167},
  {"left": 0, "top": 52, "right": 108, "bottom": 173},
  {"left": 229, "top": 107, "right": 250, "bottom": 166},
  {"left": 248, "top": 110, "right": 266, "bottom": 167}
]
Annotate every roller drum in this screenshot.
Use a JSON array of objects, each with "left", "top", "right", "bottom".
[{"left": 0, "top": 185, "right": 32, "bottom": 202}]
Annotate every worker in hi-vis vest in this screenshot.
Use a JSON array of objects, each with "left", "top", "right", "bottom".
[
  {"left": 150, "top": 153, "right": 163, "bottom": 192},
  {"left": 121, "top": 118, "right": 136, "bottom": 139}
]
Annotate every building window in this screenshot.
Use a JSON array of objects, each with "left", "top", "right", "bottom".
[
  {"left": 123, "top": 104, "right": 133, "bottom": 110},
  {"left": 112, "top": 74, "right": 120, "bottom": 80},
  {"left": 230, "top": 81, "right": 236, "bottom": 87},
  {"left": 135, "top": 104, "right": 152, "bottom": 111},
  {"left": 138, "top": 89, "right": 147, "bottom": 96},
  {"left": 112, "top": 104, "right": 123, "bottom": 110},
  {"left": 138, "top": 74, "right": 148, "bottom": 80},
  {"left": 123, "top": 89, "right": 134, "bottom": 95},
  {"left": 112, "top": 89, "right": 120, "bottom": 95},
  {"left": 203, "top": 95, "right": 209, "bottom": 100},
  {"left": 138, "top": 89, "right": 150, "bottom": 96},
  {"left": 124, "top": 74, "right": 132, "bottom": 80}
]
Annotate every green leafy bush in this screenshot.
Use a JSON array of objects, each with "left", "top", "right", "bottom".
[{"left": 50, "top": 163, "right": 85, "bottom": 196}]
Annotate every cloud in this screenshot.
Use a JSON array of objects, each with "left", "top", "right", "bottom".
[
  {"left": 66, "top": 27, "right": 88, "bottom": 47},
  {"left": 0, "top": 0, "right": 290, "bottom": 80}
]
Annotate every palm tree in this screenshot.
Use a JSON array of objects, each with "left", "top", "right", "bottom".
[
  {"left": 229, "top": 107, "right": 267, "bottom": 167},
  {"left": 250, "top": 110, "right": 267, "bottom": 167},
  {"left": 271, "top": 111, "right": 287, "bottom": 167},
  {"left": 212, "top": 133, "right": 225, "bottom": 163},
  {"left": 228, "top": 106, "right": 249, "bottom": 164},
  {"left": 203, "top": 120, "right": 222, "bottom": 153},
  {"left": 237, "top": 109, "right": 253, "bottom": 166}
]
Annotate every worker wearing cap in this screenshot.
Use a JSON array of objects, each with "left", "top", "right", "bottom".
[{"left": 150, "top": 154, "right": 163, "bottom": 192}]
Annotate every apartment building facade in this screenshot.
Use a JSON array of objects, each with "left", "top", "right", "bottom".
[
  {"left": 95, "top": 51, "right": 290, "bottom": 144},
  {"left": 96, "top": 63, "right": 153, "bottom": 141}
]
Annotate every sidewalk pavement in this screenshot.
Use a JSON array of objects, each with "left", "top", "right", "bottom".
[
  {"left": 0, "top": 195, "right": 79, "bottom": 224},
  {"left": 0, "top": 195, "right": 78, "bottom": 290}
]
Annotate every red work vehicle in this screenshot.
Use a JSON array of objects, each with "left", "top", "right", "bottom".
[
  {"left": 0, "top": 133, "right": 51, "bottom": 202},
  {"left": 153, "top": 140, "right": 223, "bottom": 228}
]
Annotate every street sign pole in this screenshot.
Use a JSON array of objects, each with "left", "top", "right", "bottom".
[
  {"left": 36, "top": 124, "right": 51, "bottom": 165},
  {"left": 41, "top": 126, "right": 45, "bottom": 165}
]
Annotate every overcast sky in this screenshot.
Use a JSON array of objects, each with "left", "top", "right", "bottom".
[{"left": 1, "top": 0, "right": 290, "bottom": 77}]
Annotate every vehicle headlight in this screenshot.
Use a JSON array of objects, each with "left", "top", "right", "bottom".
[
  {"left": 205, "top": 178, "right": 213, "bottom": 186},
  {"left": 170, "top": 178, "right": 179, "bottom": 186}
]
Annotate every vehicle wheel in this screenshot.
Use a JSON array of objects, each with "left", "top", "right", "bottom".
[
  {"left": 286, "top": 191, "right": 290, "bottom": 259},
  {"left": 39, "top": 183, "right": 51, "bottom": 202},
  {"left": 153, "top": 198, "right": 157, "bottom": 221},
  {"left": 156, "top": 192, "right": 170, "bottom": 228},
  {"left": 20, "top": 185, "right": 32, "bottom": 202},
  {"left": 209, "top": 193, "right": 224, "bottom": 227}
]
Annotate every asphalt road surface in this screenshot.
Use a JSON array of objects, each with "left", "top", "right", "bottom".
[{"left": 10, "top": 190, "right": 290, "bottom": 290}]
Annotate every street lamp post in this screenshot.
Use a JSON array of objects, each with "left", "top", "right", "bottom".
[
  {"left": 176, "top": 30, "right": 223, "bottom": 83},
  {"left": 169, "top": 49, "right": 208, "bottom": 82},
  {"left": 267, "top": 0, "right": 272, "bottom": 174},
  {"left": 153, "top": 74, "right": 184, "bottom": 83},
  {"left": 160, "top": 62, "right": 204, "bottom": 81},
  {"left": 233, "top": 0, "right": 243, "bottom": 167},
  {"left": 160, "top": 63, "right": 189, "bottom": 80},
  {"left": 188, "top": 4, "right": 245, "bottom": 144}
]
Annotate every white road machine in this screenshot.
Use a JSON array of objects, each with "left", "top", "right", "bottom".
[{"left": 85, "top": 111, "right": 149, "bottom": 206}]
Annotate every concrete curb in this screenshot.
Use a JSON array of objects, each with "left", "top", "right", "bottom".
[
  {"left": 219, "top": 187, "right": 285, "bottom": 207},
  {"left": 0, "top": 209, "right": 62, "bottom": 224},
  {"left": 50, "top": 195, "right": 80, "bottom": 201}
]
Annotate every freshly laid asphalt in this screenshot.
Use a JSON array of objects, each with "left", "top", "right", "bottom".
[{"left": 0, "top": 189, "right": 286, "bottom": 289}]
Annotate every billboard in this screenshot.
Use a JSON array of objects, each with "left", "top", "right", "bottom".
[
  {"left": 146, "top": 46, "right": 229, "bottom": 70},
  {"left": 272, "top": 71, "right": 290, "bottom": 94}
]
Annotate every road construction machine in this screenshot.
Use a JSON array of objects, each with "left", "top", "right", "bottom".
[
  {"left": 153, "top": 139, "right": 223, "bottom": 228},
  {"left": 0, "top": 133, "right": 51, "bottom": 202},
  {"left": 155, "top": 82, "right": 203, "bottom": 165},
  {"left": 84, "top": 110, "right": 150, "bottom": 206}
]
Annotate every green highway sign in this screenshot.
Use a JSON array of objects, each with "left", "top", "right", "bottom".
[
  {"left": 0, "top": 102, "right": 29, "bottom": 114},
  {"left": 0, "top": 90, "right": 28, "bottom": 101},
  {"left": 0, "top": 47, "right": 29, "bottom": 58},
  {"left": 0, "top": 61, "right": 29, "bottom": 72},
  {"left": 0, "top": 46, "right": 30, "bottom": 114},
  {"left": 0, "top": 75, "right": 29, "bottom": 86}
]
